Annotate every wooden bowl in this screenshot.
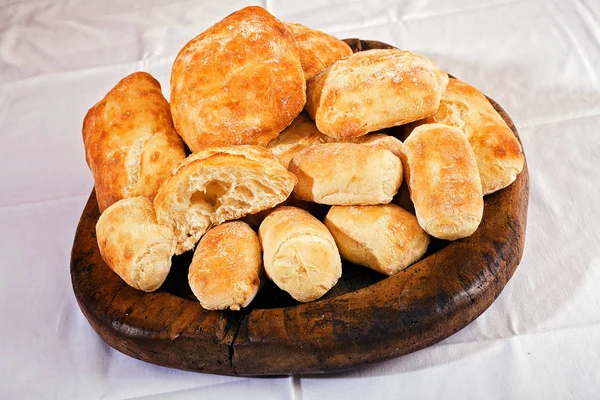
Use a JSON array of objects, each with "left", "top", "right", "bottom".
[{"left": 70, "top": 39, "right": 529, "bottom": 376}]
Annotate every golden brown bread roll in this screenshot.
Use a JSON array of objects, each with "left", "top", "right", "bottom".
[
  {"left": 170, "top": 6, "right": 306, "bottom": 152},
  {"left": 402, "top": 123, "right": 483, "bottom": 240},
  {"left": 289, "top": 143, "right": 402, "bottom": 205},
  {"left": 305, "top": 49, "right": 449, "bottom": 138},
  {"left": 188, "top": 221, "right": 262, "bottom": 311},
  {"left": 96, "top": 197, "right": 176, "bottom": 292},
  {"left": 408, "top": 78, "right": 524, "bottom": 194},
  {"left": 154, "top": 145, "right": 297, "bottom": 254},
  {"left": 325, "top": 204, "right": 430, "bottom": 275},
  {"left": 285, "top": 22, "right": 353, "bottom": 81},
  {"left": 259, "top": 207, "right": 341, "bottom": 302},
  {"left": 82, "top": 72, "right": 186, "bottom": 212}
]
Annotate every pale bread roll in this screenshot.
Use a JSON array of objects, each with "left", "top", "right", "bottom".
[
  {"left": 289, "top": 143, "right": 402, "bottom": 205},
  {"left": 82, "top": 72, "right": 186, "bottom": 212},
  {"left": 408, "top": 78, "right": 524, "bottom": 194},
  {"left": 325, "top": 204, "right": 430, "bottom": 275},
  {"left": 285, "top": 22, "right": 353, "bottom": 81},
  {"left": 96, "top": 197, "right": 176, "bottom": 292},
  {"left": 170, "top": 6, "right": 306, "bottom": 152},
  {"left": 306, "top": 49, "right": 449, "bottom": 138},
  {"left": 189, "top": 221, "right": 262, "bottom": 311},
  {"left": 259, "top": 207, "right": 342, "bottom": 302},
  {"left": 154, "top": 145, "right": 297, "bottom": 255},
  {"left": 402, "top": 124, "right": 483, "bottom": 240}
]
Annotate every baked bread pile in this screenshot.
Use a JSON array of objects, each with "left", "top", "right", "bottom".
[{"left": 82, "top": 6, "right": 524, "bottom": 308}]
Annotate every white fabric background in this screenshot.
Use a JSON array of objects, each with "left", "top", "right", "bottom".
[{"left": 1, "top": 0, "right": 599, "bottom": 398}]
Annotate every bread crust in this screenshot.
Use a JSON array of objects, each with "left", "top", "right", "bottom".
[{"left": 82, "top": 72, "right": 186, "bottom": 212}]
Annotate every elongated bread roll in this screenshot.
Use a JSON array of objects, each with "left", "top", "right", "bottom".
[
  {"left": 306, "top": 49, "right": 449, "bottom": 138},
  {"left": 83, "top": 72, "right": 186, "bottom": 212},
  {"left": 170, "top": 6, "right": 306, "bottom": 152},
  {"left": 325, "top": 204, "right": 430, "bottom": 275},
  {"left": 408, "top": 78, "right": 524, "bottom": 194},
  {"left": 402, "top": 124, "right": 483, "bottom": 240},
  {"left": 286, "top": 22, "right": 353, "bottom": 81},
  {"left": 189, "top": 221, "right": 262, "bottom": 311},
  {"left": 96, "top": 197, "right": 176, "bottom": 292},
  {"left": 259, "top": 207, "right": 342, "bottom": 302},
  {"left": 289, "top": 143, "right": 402, "bottom": 205},
  {"left": 154, "top": 145, "right": 297, "bottom": 254}
]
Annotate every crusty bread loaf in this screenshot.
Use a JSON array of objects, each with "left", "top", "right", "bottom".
[
  {"left": 408, "top": 78, "right": 524, "bottom": 194},
  {"left": 285, "top": 22, "right": 353, "bottom": 81},
  {"left": 259, "top": 207, "right": 341, "bottom": 302},
  {"left": 188, "top": 221, "right": 262, "bottom": 311},
  {"left": 96, "top": 197, "right": 176, "bottom": 292},
  {"left": 402, "top": 124, "right": 483, "bottom": 240},
  {"left": 82, "top": 72, "right": 186, "bottom": 212},
  {"left": 170, "top": 6, "right": 306, "bottom": 152},
  {"left": 305, "top": 49, "right": 449, "bottom": 138},
  {"left": 289, "top": 142, "right": 402, "bottom": 205},
  {"left": 154, "top": 145, "right": 297, "bottom": 254},
  {"left": 325, "top": 204, "right": 430, "bottom": 275}
]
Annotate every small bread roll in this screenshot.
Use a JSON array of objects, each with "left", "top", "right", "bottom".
[
  {"left": 306, "top": 49, "right": 449, "bottom": 138},
  {"left": 325, "top": 204, "right": 430, "bottom": 275},
  {"left": 170, "top": 6, "right": 306, "bottom": 152},
  {"left": 402, "top": 124, "right": 483, "bottom": 240},
  {"left": 259, "top": 207, "right": 341, "bottom": 302},
  {"left": 189, "top": 222, "right": 262, "bottom": 311},
  {"left": 154, "top": 145, "right": 297, "bottom": 254},
  {"left": 289, "top": 143, "right": 402, "bottom": 205},
  {"left": 286, "top": 22, "right": 353, "bottom": 81},
  {"left": 408, "top": 78, "right": 524, "bottom": 194},
  {"left": 83, "top": 72, "right": 186, "bottom": 212},
  {"left": 96, "top": 197, "right": 176, "bottom": 292}
]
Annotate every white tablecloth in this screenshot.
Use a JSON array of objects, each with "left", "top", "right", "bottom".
[{"left": 1, "top": 0, "right": 599, "bottom": 398}]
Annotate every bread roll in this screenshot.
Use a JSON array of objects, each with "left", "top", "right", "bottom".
[
  {"left": 82, "top": 72, "right": 186, "bottom": 212},
  {"left": 289, "top": 143, "right": 402, "bottom": 205},
  {"left": 402, "top": 124, "right": 483, "bottom": 240},
  {"left": 325, "top": 204, "right": 430, "bottom": 275},
  {"left": 189, "top": 221, "right": 262, "bottom": 311},
  {"left": 306, "top": 49, "right": 449, "bottom": 138},
  {"left": 408, "top": 78, "right": 524, "bottom": 194},
  {"left": 154, "top": 145, "right": 297, "bottom": 254},
  {"left": 259, "top": 207, "right": 341, "bottom": 302},
  {"left": 286, "top": 22, "right": 353, "bottom": 81},
  {"left": 170, "top": 6, "right": 306, "bottom": 152},
  {"left": 96, "top": 197, "right": 176, "bottom": 292}
]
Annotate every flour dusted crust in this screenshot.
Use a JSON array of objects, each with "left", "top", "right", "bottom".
[
  {"left": 189, "top": 221, "right": 262, "bottom": 311},
  {"left": 402, "top": 124, "right": 484, "bottom": 240},
  {"left": 258, "top": 207, "right": 341, "bottom": 302},
  {"left": 96, "top": 197, "right": 176, "bottom": 292},
  {"left": 170, "top": 6, "right": 306, "bottom": 152},
  {"left": 82, "top": 72, "right": 186, "bottom": 212},
  {"left": 286, "top": 22, "right": 353, "bottom": 81},
  {"left": 325, "top": 204, "right": 430, "bottom": 275},
  {"left": 154, "top": 145, "right": 297, "bottom": 254},
  {"left": 306, "top": 49, "right": 449, "bottom": 138},
  {"left": 408, "top": 78, "right": 524, "bottom": 194}
]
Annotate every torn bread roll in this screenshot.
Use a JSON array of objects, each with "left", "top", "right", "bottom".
[
  {"left": 306, "top": 49, "right": 449, "bottom": 138},
  {"left": 154, "top": 145, "right": 297, "bottom": 254},
  {"left": 82, "top": 72, "right": 186, "bottom": 212},
  {"left": 259, "top": 207, "right": 341, "bottom": 302},
  {"left": 325, "top": 204, "right": 430, "bottom": 275},
  {"left": 408, "top": 78, "right": 524, "bottom": 194},
  {"left": 170, "top": 6, "right": 306, "bottom": 152},
  {"left": 402, "top": 124, "right": 483, "bottom": 240},
  {"left": 189, "top": 221, "right": 262, "bottom": 311},
  {"left": 96, "top": 197, "right": 176, "bottom": 292},
  {"left": 286, "top": 22, "right": 353, "bottom": 81},
  {"left": 289, "top": 142, "right": 402, "bottom": 205}
]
